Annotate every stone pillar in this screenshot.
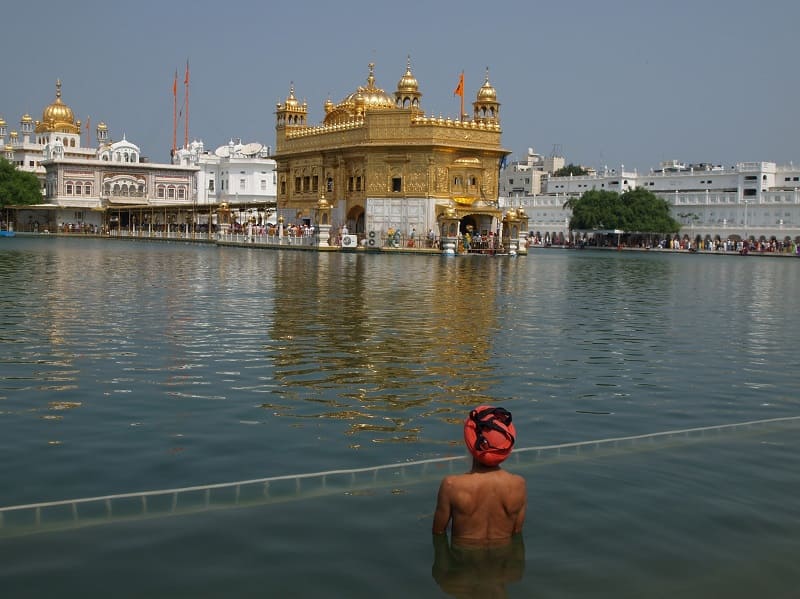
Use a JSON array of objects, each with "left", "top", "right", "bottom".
[
  {"left": 316, "top": 195, "right": 332, "bottom": 248},
  {"left": 502, "top": 208, "right": 520, "bottom": 256},
  {"left": 516, "top": 208, "right": 530, "bottom": 255},
  {"left": 218, "top": 202, "right": 231, "bottom": 238},
  {"left": 438, "top": 206, "right": 460, "bottom": 255}
]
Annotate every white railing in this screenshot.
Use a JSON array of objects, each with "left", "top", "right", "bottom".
[{"left": 1, "top": 415, "right": 797, "bottom": 538}]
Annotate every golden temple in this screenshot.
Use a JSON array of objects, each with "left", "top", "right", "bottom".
[{"left": 273, "top": 59, "right": 513, "bottom": 240}]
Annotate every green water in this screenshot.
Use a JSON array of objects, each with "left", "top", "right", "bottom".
[{"left": 0, "top": 237, "right": 798, "bottom": 597}]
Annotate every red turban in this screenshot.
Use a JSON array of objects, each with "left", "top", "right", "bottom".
[{"left": 463, "top": 406, "right": 516, "bottom": 466}]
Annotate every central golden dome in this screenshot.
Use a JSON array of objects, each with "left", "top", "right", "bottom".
[
  {"left": 324, "top": 63, "right": 396, "bottom": 125},
  {"left": 36, "top": 80, "right": 79, "bottom": 134}
]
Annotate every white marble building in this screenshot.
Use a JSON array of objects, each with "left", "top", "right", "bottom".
[
  {"left": 503, "top": 159, "right": 800, "bottom": 243},
  {"left": 173, "top": 139, "right": 277, "bottom": 225}
]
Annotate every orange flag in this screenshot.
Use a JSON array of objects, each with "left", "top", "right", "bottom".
[
  {"left": 172, "top": 70, "right": 177, "bottom": 97},
  {"left": 184, "top": 60, "right": 190, "bottom": 85},
  {"left": 453, "top": 71, "right": 464, "bottom": 97}
]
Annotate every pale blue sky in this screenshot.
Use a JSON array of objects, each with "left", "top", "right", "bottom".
[{"left": 2, "top": 0, "right": 798, "bottom": 171}]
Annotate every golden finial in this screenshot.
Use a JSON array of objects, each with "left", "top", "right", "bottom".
[
  {"left": 367, "top": 63, "right": 375, "bottom": 88},
  {"left": 56, "top": 79, "right": 62, "bottom": 100}
]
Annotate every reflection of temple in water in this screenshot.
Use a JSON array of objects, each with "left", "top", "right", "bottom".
[
  {"left": 273, "top": 59, "right": 527, "bottom": 246},
  {"left": 267, "top": 252, "right": 520, "bottom": 439}
]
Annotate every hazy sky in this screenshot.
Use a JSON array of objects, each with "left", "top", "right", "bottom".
[{"left": 2, "top": 0, "right": 797, "bottom": 172}]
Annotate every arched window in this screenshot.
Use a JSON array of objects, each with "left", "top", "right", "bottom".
[
  {"left": 168, "top": 186, "right": 175, "bottom": 199},
  {"left": 85, "top": 183, "right": 92, "bottom": 195},
  {"left": 65, "top": 183, "right": 73, "bottom": 195},
  {"left": 177, "top": 187, "right": 186, "bottom": 200},
  {"left": 75, "top": 184, "right": 82, "bottom": 195},
  {"left": 157, "top": 185, "right": 165, "bottom": 199}
]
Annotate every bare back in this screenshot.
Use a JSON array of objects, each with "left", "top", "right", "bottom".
[{"left": 433, "top": 466, "right": 526, "bottom": 544}]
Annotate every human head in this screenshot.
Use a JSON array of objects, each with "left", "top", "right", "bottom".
[{"left": 463, "top": 406, "right": 516, "bottom": 467}]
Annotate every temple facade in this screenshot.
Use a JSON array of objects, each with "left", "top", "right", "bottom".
[{"left": 272, "top": 60, "right": 520, "bottom": 245}]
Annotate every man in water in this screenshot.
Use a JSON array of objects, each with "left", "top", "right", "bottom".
[{"left": 432, "top": 406, "right": 527, "bottom": 545}]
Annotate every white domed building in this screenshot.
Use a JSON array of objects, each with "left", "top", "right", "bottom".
[{"left": 5, "top": 80, "right": 198, "bottom": 233}]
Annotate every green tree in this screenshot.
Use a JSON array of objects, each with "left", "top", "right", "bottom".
[
  {"left": 0, "top": 157, "right": 43, "bottom": 209},
  {"left": 563, "top": 189, "right": 622, "bottom": 229},
  {"left": 553, "top": 163, "right": 588, "bottom": 177},
  {"left": 619, "top": 188, "right": 680, "bottom": 234},
  {"left": 564, "top": 187, "right": 680, "bottom": 234}
]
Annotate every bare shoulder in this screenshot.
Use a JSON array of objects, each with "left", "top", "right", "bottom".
[
  {"left": 500, "top": 470, "right": 527, "bottom": 495},
  {"left": 437, "top": 473, "right": 466, "bottom": 496},
  {"left": 438, "top": 473, "right": 462, "bottom": 488},
  {"left": 507, "top": 471, "right": 526, "bottom": 485}
]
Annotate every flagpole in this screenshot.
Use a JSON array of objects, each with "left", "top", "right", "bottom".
[
  {"left": 183, "top": 60, "right": 190, "bottom": 149},
  {"left": 454, "top": 71, "right": 465, "bottom": 122},
  {"left": 172, "top": 70, "right": 178, "bottom": 155},
  {"left": 460, "top": 73, "right": 464, "bottom": 121}
]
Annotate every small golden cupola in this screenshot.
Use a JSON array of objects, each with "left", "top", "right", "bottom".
[
  {"left": 20, "top": 113, "right": 34, "bottom": 133},
  {"left": 395, "top": 56, "right": 422, "bottom": 111},
  {"left": 96, "top": 121, "right": 109, "bottom": 144},
  {"left": 36, "top": 80, "right": 80, "bottom": 134},
  {"left": 275, "top": 83, "right": 308, "bottom": 128},
  {"left": 472, "top": 68, "right": 500, "bottom": 126}
]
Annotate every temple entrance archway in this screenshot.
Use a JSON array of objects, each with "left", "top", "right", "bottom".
[{"left": 347, "top": 205, "right": 365, "bottom": 235}]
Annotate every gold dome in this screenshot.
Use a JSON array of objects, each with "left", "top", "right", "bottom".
[
  {"left": 324, "top": 63, "right": 396, "bottom": 125},
  {"left": 476, "top": 70, "right": 497, "bottom": 102},
  {"left": 0, "top": 116, "right": 6, "bottom": 127},
  {"left": 396, "top": 57, "right": 419, "bottom": 93},
  {"left": 36, "top": 80, "right": 79, "bottom": 134},
  {"left": 21, "top": 114, "right": 33, "bottom": 123},
  {"left": 97, "top": 121, "right": 108, "bottom": 131},
  {"left": 284, "top": 83, "right": 300, "bottom": 108}
]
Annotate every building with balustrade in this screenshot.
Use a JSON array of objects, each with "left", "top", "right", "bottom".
[
  {"left": 504, "top": 159, "right": 800, "bottom": 246},
  {"left": 272, "top": 59, "right": 520, "bottom": 245},
  {"left": 172, "top": 139, "right": 278, "bottom": 229},
  {"left": 3, "top": 80, "right": 199, "bottom": 233}
]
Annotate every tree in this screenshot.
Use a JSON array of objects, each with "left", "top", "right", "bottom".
[
  {"left": 0, "top": 157, "right": 43, "bottom": 209},
  {"left": 564, "top": 187, "right": 680, "bottom": 234},
  {"left": 553, "top": 163, "right": 588, "bottom": 177},
  {"left": 618, "top": 188, "right": 680, "bottom": 234}
]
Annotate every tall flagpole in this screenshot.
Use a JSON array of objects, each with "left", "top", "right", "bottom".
[
  {"left": 460, "top": 73, "right": 464, "bottom": 121},
  {"left": 183, "top": 60, "right": 190, "bottom": 149},
  {"left": 453, "top": 71, "right": 465, "bottom": 122},
  {"left": 172, "top": 69, "right": 178, "bottom": 155}
]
